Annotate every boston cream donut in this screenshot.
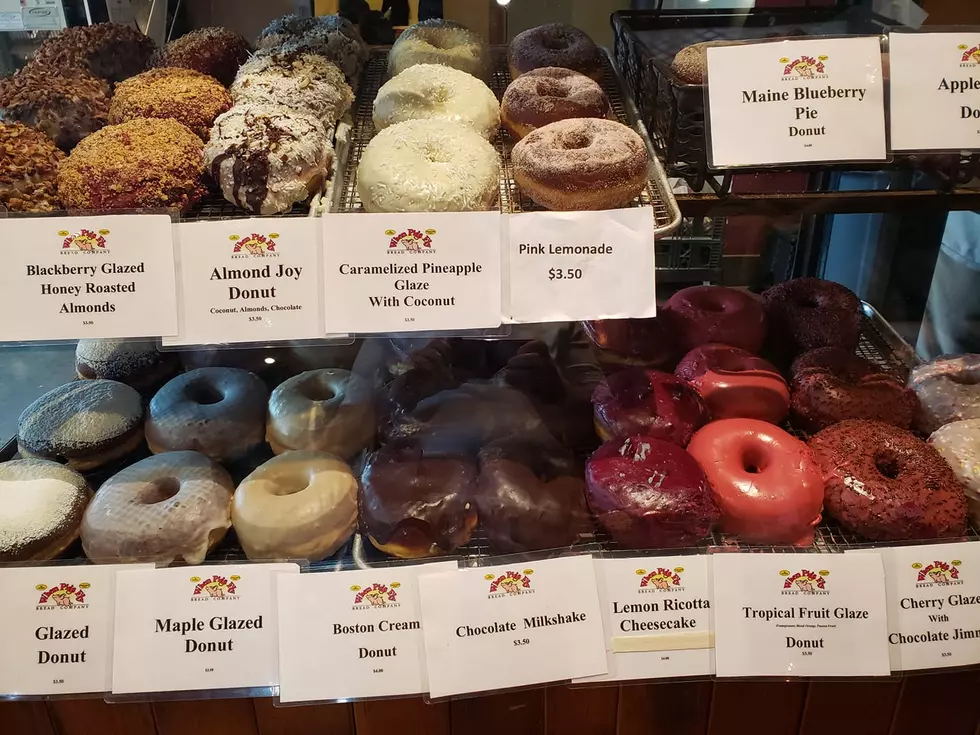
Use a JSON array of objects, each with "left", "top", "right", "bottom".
[
  {"left": 233, "top": 451, "right": 358, "bottom": 561},
  {"left": 388, "top": 19, "right": 489, "bottom": 79},
  {"left": 501, "top": 67, "right": 609, "bottom": 140}
]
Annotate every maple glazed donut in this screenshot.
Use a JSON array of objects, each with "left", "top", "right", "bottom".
[
  {"left": 908, "top": 354, "right": 980, "bottom": 434},
  {"left": 512, "top": 118, "right": 647, "bottom": 211},
  {"left": 508, "top": 23, "right": 603, "bottom": 81},
  {"left": 501, "top": 67, "right": 609, "bottom": 140}
]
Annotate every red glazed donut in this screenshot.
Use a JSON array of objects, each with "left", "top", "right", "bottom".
[
  {"left": 592, "top": 368, "right": 709, "bottom": 447},
  {"left": 675, "top": 344, "right": 789, "bottom": 424},
  {"left": 686, "top": 419, "right": 824, "bottom": 546},
  {"left": 582, "top": 316, "right": 677, "bottom": 370},
  {"left": 662, "top": 286, "right": 766, "bottom": 354},
  {"left": 762, "top": 278, "right": 862, "bottom": 357}
]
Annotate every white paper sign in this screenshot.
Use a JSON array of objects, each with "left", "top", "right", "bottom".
[
  {"left": 0, "top": 215, "right": 178, "bottom": 342},
  {"left": 712, "top": 553, "right": 890, "bottom": 678},
  {"left": 277, "top": 562, "right": 456, "bottom": 703},
  {"left": 166, "top": 219, "right": 321, "bottom": 346},
  {"left": 322, "top": 212, "right": 503, "bottom": 334},
  {"left": 418, "top": 555, "right": 607, "bottom": 699},
  {"left": 575, "top": 556, "right": 713, "bottom": 684},
  {"left": 706, "top": 37, "right": 887, "bottom": 167},
  {"left": 0, "top": 564, "right": 152, "bottom": 696},
  {"left": 506, "top": 208, "right": 656, "bottom": 324},
  {"left": 111, "top": 563, "right": 298, "bottom": 695},
  {"left": 890, "top": 33, "right": 980, "bottom": 151}
]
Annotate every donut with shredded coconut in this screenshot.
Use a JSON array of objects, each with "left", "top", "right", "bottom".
[
  {"left": 512, "top": 118, "right": 647, "bottom": 211},
  {"left": 508, "top": 23, "right": 602, "bottom": 81},
  {"left": 388, "top": 19, "right": 490, "bottom": 80},
  {"left": 501, "top": 67, "right": 608, "bottom": 140},
  {"left": 154, "top": 27, "right": 251, "bottom": 87},
  {"left": 257, "top": 15, "right": 367, "bottom": 82}
]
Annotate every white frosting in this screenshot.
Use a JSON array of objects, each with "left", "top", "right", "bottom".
[
  {"left": 0, "top": 477, "right": 83, "bottom": 559},
  {"left": 389, "top": 23, "right": 489, "bottom": 79},
  {"left": 374, "top": 63, "right": 499, "bottom": 140},
  {"left": 357, "top": 119, "right": 500, "bottom": 213},
  {"left": 231, "top": 57, "right": 352, "bottom": 127},
  {"left": 930, "top": 419, "right": 980, "bottom": 527}
]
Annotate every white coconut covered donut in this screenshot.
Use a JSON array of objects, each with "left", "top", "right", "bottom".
[
  {"left": 388, "top": 19, "right": 489, "bottom": 79},
  {"left": 374, "top": 63, "right": 499, "bottom": 140},
  {"left": 232, "top": 451, "right": 357, "bottom": 562},
  {"left": 357, "top": 119, "right": 500, "bottom": 213},
  {"left": 930, "top": 418, "right": 980, "bottom": 528}
]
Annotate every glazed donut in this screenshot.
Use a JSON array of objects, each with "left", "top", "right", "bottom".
[
  {"left": 357, "top": 119, "right": 500, "bottom": 212},
  {"left": 509, "top": 23, "right": 603, "bottom": 81},
  {"left": 586, "top": 434, "right": 719, "bottom": 548},
  {"left": 687, "top": 419, "right": 824, "bottom": 546},
  {"left": 17, "top": 380, "right": 144, "bottom": 471},
  {"left": 663, "top": 285, "right": 767, "bottom": 355},
  {"left": 762, "top": 278, "right": 862, "bottom": 357},
  {"left": 233, "top": 451, "right": 358, "bottom": 561},
  {"left": 908, "top": 354, "right": 980, "bottom": 434},
  {"left": 810, "top": 420, "right": 967, "bottom": 541},
  {"left": 266, "top": 369, "right": 374, "bottom": 459},
  {"left": 147, "top": 368, "right": 269, "bottom": 464},
  {"left": 0, "top": 460, "right": 90, "bottom": 562},
  {"left": 388, "top": 19, "right": 489, "bottom": 80},
  {"left": 80, "top": 451, "right": 234, "bottom": 564},
  {"left": 790, "top": 347, "right": 917, "bottom": 432},
  {"left": 675, "top": 344, "right": 789, "bottom": 424},
  {"left": 374, "top": 63, "right": 499, "bottom": 140},
  {"left": 930, "top": 419, "right": 980, "bottom": 529},
  {"left": 75, "top": 339, "right": 178, "bottom": 393},
  {"left": 592, "top": 368, "right": 708, "bottom": 447},
  {"left": 501, "top": 67, "right": 609, "bottom": 140},
  {"left": 583, "top": 316, "right": 678, "bottom": 370},
  {"left": 512, "top": 118, "right": 647, "bottom": 211}
]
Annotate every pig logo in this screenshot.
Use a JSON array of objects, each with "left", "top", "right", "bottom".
[
  {"left": 959, "top": 45, "right": 980, "bottom": 66},
  {"left": 60, "top": 228, "right": 109, "bottom": 254},
  {"left": 191, "top": 574, "right": 240, "bottom": 601},
  {"left": 352, "top": 582, "right": 401, "bottom": 609},
  {"left": 231, "top": 233, "right": 278, "bottom": 257},
  {"left": 487, "top": 569, "right": 534, "bottom": 598},
  {"left": 637, "top": 567, "right": 684, "bottom": 592},
  {"left": 780, "top": 569, "right": 829, "bottom": 595},
  {"left": 913, "top": 560, "right": 962, "bottom": 587},
  {"left": 386, "top": 228, "right": 436, "bottom": 255},
  {"left": 36, "top": 582, "right": 90, "bottom": 610},
  {"left": 780, "top": 55, "right": 828, "bottom": 78}
]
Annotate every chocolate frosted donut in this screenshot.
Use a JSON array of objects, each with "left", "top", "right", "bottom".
[
  {"left": 763, "top": 278, "right": 862, "bottom": 358},
  {"left": 147, "top": 368, "right": 269, "bottom": 464},
  {"left": 501, "top": 67, "right": 609, "bottom": 140},
  {"left": 909, "top": 354, "right": 980, "bottom": 434},
  {"left": 75, "top": 339, "right": 178, "bottom": 394},
  {"left": 509, "top": 23, "right": 602, "bottom": 81},
  {"left": 155, "top": 27, "right": 251, "bottom": 87},
  {"left": 809, "top": 420, "right": 968, "bottom": 541},
  {"left": 18, "top": 380, "right": 144, "bottom": 471}
]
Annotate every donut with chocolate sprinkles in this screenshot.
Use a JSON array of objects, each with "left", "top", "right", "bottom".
[{"left": 154, "top": 27, "right": 251, "bottom": 87}]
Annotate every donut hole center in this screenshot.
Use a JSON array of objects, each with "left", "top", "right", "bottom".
[
  {"left": 698, "top": 297, "right": 728, "bottom": 313},
  {"left": 144, "top": 477, "right": 181, "bottom": 504},
  {"left": 185, "top": 382, "right": 223, "bottom": 406},
  {"left": 535, "top": 79, "right": 568, "bottom": 98},
  {"left": 300, "top": 381, "right": 336, "bottom": 402},
  {"left": 741, "top": 447, "right": 768, "bottom": 475},
  {"left": 268, "top": 475, "right": 310, "bottom": 497},
  {"left": 874, "top": 451, "right": 902, "bottom": 480},
  {"left": 543, "top": 33, "right": 570, "bottom": 50},
  {"left": 421, "top": 143, "right": 453, "bottom": 164},
  {"left": 560, "top": 131, "right": 593, "bottom": 150},
  {"left": 796, "top": 295, "right": 821, "bottom": 309},
  {"left": 424, "top": 34, "right": 454, "bottom": 50}
]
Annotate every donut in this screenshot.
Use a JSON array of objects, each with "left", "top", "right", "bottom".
[
  {"left": 662, "top": 285, "right": 766, "bottom": 355},
  {"left": 233, "top": 451, "right": 357, "bottom": 561},
  {"left": 75, "top": 339, "right": 178, "bottom": 394},
  {"left": 266, "top": 369, "right": 374, "bottom": 459},
  {"left": 388, "top": 19, "right": 489, "bottom": 80},
  {"left": 592, "top": 368, "right": 708, "bottom": 447},
  {"left": 147, "top": 368, "right": 269, "bottom": 464},
  {"left": 257, "top": 15, "right": 367, "bottom": 82},
  {"left": 509, "top": 23, "right": 603, "bottom": 81},
  {"left": 154, "top": 27, "right": 251, "bottom": 87},
  {"left": 930, "top": 419, "right": 980, "bottom": 529},
  {"left": 0, "top": 460, "right": 90, "bottom": 562},
  {"left": 373, "top": 63, "right": 499, "bottom": 140},
  {"left": 29, "top": 22, "right": 156, "bottom": 84},
  {"left": 178, "top": 345, "right": 295, "bottom": 385},
  {"left": 0, "top": 122, "right": 64, "bottom": 212},
  {"left": 57, "top": 118, "right": 206, "bottom": 211},
  {"left": 583, "top": 316, "right": 677, "bottom": 370},
  {"left": 80, "top": 451, "right": 233, "bottom": 564},
  {"left": 790, "top": 347, "right": 917, "bottom": 432},
  {"left": 477, "top": 440, "right": 591, "bottom": 553},
  {"left": 360, "top": 443, "right": 478, "bottom": 558},
  {"left": 669, "top": 41, "right": 734, "bottom": 85},
  {"left": 357, "top": 119, "right": 500, "bottom": 213},
  {"left": 585, "top": 434, "right": 719, "bottom": 548},
  {"left": 675, "top": 344, "right": 789, "bottom": 424},
  {"left": 512, "top": 118, "right": 647, "bottom": 211},
  {"left": 908, "top": 354, "right": 980, "bottom": 434},
  {"left": 18, "top": 380, "right": 144, "bottom": 471},
  {"left": 687, "top": 419, "right": 824, "bottom": 546},
  {"left": 205, "top": 104, "right": 332, "bottom": 215},
  {"left": 109, "top": 67, "right": 233, "bottom": 141},
  {"left": 762, "top": 278, "right": 862, "bottom": 357},
  {"left": 257, "top": 14, "right": 320, "bottom": 48},
  {"left": 501, "top": 67, "right": 609, "bottom": 140},
  {"left": 809, "top": 420, "right": 968, "bottom": 541}
]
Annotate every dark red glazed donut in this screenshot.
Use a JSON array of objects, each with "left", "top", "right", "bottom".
[
  {"left": 583, "top": 317, "right": 677, "bottom": 370},
  {"left": 675, "top": 344, "right": 789, "bottom": 424},
  {"left": 662, "top": 286, "right": 766, "bottom": 355},
  {"left": 508, "top": 23, "right": 603, "bottom": 81},
  {"left": 687, "top": 419, "right": 824, "bottom": 546},
  {"left": 809, "top": 420, "right": 967, "bottom": 541},
  {"left": 762, "top": 278, "right": 862, "bottom": 357},
  {"left": 592, "top": 368, "right": 709, "bottom": 447}
]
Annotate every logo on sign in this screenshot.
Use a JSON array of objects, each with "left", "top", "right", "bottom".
[
  {"left": 351, "top": 582, "right": 401, "bottom": 609},
  {"left": 59, "top": 228, "right": 109, "bottom": 255},
  {"left": 913, "top": 560, "right": 963, "bottom": 587},
  {"left": 959, "top": 44, "right": 980, "bottom": 66},
  {"left": 36, "top": 582, "right": 90, "bottom": 610},
  {"left": 780, "top": 569, "right": 830, "bottom": 595},
  {"left": 230, "top": 232, "right": 280, "bottom": 259},
  {"left": 190, "top": 574, "right": 240, "bottom": 601},
  {"left": 636, "top": 566, "right": 685, "bottom": 593},
  {"left": 487, "top": 569, "right": 534, "bottom": 598},
  {"left": 386, "top": 228, "right": 436, "bottom": 256},
  {"left": 780, "top": 55, "right": 828, "bottom": 79}
]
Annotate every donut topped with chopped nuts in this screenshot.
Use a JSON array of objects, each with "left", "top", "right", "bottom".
[{"left": 0, "top": 122, "right": 64, "bottom": 213}]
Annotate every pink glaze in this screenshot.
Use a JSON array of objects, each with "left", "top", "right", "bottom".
[{"left": 663, "top": 285, "right": 767, "bottom": 354}]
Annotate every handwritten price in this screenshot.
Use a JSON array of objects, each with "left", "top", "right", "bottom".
[{"left": 548, "top": 268, "right": 583, "bottom": 281}]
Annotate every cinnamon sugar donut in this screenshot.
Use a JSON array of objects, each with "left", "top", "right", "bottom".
[
  {"left": 511, "top": 118, "right": 647, "bottom": 211},
  {"left": 501, "top": 67, "right": 608, "bottom": 140}
]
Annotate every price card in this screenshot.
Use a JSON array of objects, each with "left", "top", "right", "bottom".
[
  {"left": 0, "top": 564, "right": 152, "bottom": 697},
  {"left": 418, "top": 555, "right": 607, "bottom": 699},
  {"left": 277, "top": 562, "right": 456, "bottom": 703},
  {"left": 574, "top": 556, "right": 713, "bottom": 684},
  {"left": 322, "top": 212, "right": 503, "bottom": 334},
  {"left": 706, "top": 37, "right": 887, "bottom": 167},
  {"left": 0, "top": 215, "right": 178, "bottom": 341},
  {"left": 110, "top": 563, "right": 298, "bottom": 695},
  {"left": 890, "top": 33, "right": 980, "bottom": 151},
  {"left": 165, "top": 219, "right": 321, "bottom": 346},
  {"left": 849, "top": 543, "right": 980, "bottom": 672},
  {"left": 712, "top": 553, "right": 890, "bottom": 678},
  {"left": 20, "top": 0, "right": 66, "bottom": 30},
  {"left": 505, "top": 208, "right": 656, "bottom": 324}
]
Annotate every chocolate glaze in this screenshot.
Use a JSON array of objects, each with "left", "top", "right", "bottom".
[{"left": 763, "top": 278, "right": 862, "bottom": 359}]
